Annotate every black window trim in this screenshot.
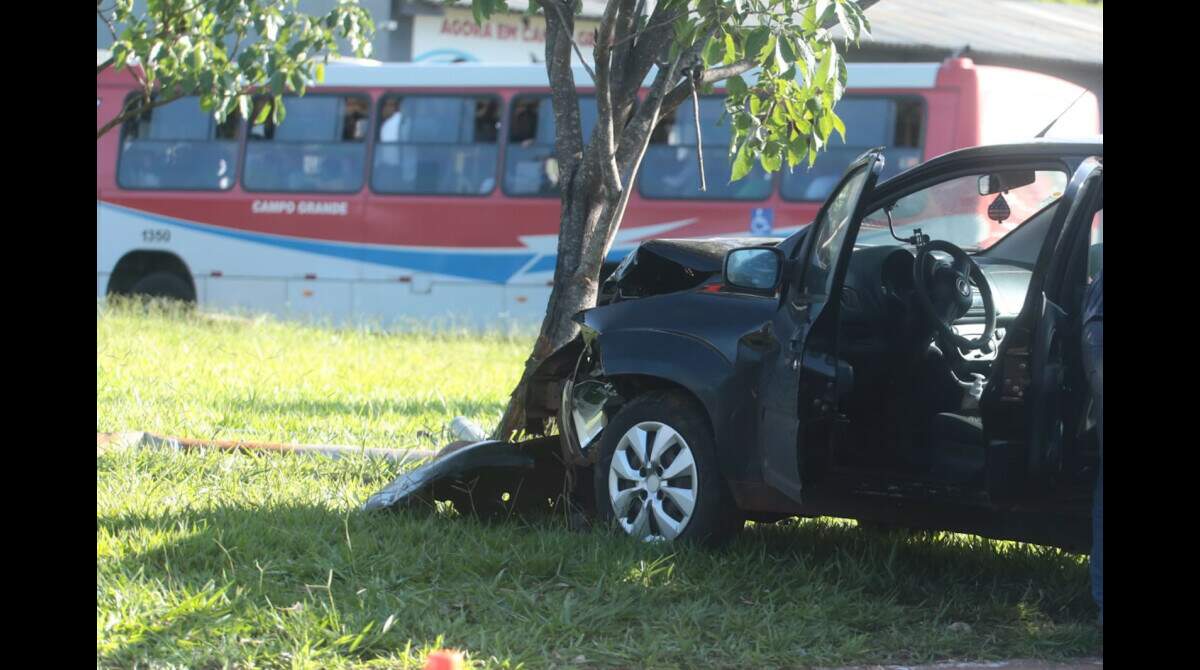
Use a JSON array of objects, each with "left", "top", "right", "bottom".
[
  {"left": 115, "top": 92, "right": 244, "bottom": 193},
  {"left": 779, "top": 93, "right": 928, "bottom": 204},
  {"left": 367, "top": 91, "right": 503, "bottom": 198},
  {"left": 239, "top": 92, "right": 372, "bottom": 195}
]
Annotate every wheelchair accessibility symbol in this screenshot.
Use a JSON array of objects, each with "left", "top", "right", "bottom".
[{"left": 750, "top": 208, "right": 774, "bottom": 235}]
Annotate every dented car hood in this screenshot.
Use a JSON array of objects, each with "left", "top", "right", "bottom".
[{"left": 604, "top": 236, "right": 783, "bottom": 301}]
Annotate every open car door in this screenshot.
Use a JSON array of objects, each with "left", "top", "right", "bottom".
[
  {"left": 759, "top": 149, "right": 884, "bottom": 503},
  {"left": 982, "top": 156, "right": 1102, "bottom": 496}
]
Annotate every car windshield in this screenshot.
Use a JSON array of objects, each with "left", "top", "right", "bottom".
[{"left": 857, "top": 169, "right": 1068, "bottom": 252}]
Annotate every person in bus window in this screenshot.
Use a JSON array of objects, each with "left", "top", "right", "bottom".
[
  {"left": 379, "top": 98, "right": 403, "bottom": 166},
  {"left": 343, "top": 98, "right": 369, "bottom": 141}
]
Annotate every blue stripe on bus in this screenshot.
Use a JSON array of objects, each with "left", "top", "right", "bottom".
[
  {"left": 105, "top": 203, "right": 639, "bottom": 284},
  {"left": 118, "top": 207, "right": 535, "bottom": 284},
  {"left": 523, "top": 248, "right": 631, "bottom": 275}
]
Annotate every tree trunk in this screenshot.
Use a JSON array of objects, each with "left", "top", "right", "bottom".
[{"left": 492, "top": 188, "right": 608, "bottom": 440}]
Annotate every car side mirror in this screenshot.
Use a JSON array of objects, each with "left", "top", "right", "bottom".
[
  {"left": 978, "top": 170, "right": 1036, "bottom": 196},
  {"left": 723, "top": 247, "right": 784, "bottom": 294}
]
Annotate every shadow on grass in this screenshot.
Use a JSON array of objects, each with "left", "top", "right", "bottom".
[{"left": 98, "top": 500, "right": 1100, "bottom": 668}]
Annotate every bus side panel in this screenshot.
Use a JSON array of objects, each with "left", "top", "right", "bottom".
[
  {"left": 933, "top": 58, "right": 981, "bottom": 152},
  {"left": 918, "top": 89, "right": 965, "bottom": 161},
  {"left": 974, "top": 65, "right": 1099, "bottom": 144},
  {"left": 354, "top": 281, "right": 505, "bottom": 330}
]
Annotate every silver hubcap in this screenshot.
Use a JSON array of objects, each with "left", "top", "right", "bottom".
[{"left": 608, "top": 421, "right": 698, "bottom": 541}]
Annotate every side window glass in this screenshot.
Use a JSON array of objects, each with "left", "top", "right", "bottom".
[
  {"left": 804, "top": 165, "right": 871, "bottom": 296},
  {"left": 242, "top": 95, "right": 369, "bottom": 193},
  {"left": 372, "top": 95, "right": 500, "bottom": 195},
  {"left": 117, "top": 95, "right": 240, "bottom": 190},
  {"left": 503, "top": 95, "right": 596, "bottom": 197},
  {"left": 639, "top": 97, "right": 771, "bottom": 200}
]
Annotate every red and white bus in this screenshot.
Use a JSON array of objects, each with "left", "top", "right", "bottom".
[{"left": 97, "top": 53, "right": 1098, "bottom": 327}]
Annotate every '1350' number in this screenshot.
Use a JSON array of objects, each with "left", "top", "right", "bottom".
[{"left": 142, "top": 229, "right": 171, "bottom": 243}]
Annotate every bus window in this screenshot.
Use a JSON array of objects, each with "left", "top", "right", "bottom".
[
  {"left": 371, "top": 95, "right": 501, "bottom": 196},
  {"left": 639, "top": 97, "right": 771, "bottom": 201},
  {"left": 117, "top": 95, "right": 240, "bottom": 190},
  {"left": 503, "top": 95, "right": 597, "bottom": 197},
  {"left": 781, "top": 97, "right": 924, "bottom": 202},
  {"left": 242, "top": 95, "right": 369, "bottom": 193}
]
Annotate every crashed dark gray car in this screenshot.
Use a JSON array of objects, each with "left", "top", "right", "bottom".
[{"left": 369, "top": 139, "right": 1103, "bottom": 552}]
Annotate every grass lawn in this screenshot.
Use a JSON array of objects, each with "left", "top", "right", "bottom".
[{"left": 97, "top": 303, "right": 1102, "bottom": 668}]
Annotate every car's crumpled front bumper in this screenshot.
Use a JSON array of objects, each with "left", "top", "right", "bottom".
[{"left": 362, "top": 437, "right": 570, "bottom": 516}]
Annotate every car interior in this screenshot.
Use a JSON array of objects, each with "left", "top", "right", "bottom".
[{"left": 827, "top": 165, "right": 1101, "bottom": 489}]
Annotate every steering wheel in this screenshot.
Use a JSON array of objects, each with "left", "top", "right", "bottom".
[{"left": 912, "top": 240, "right": 997, "bottom": 351}]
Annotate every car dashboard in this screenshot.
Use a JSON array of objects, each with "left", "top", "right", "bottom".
[{"left": 842, "top": 245, "right": 1033, "bottom": 359}]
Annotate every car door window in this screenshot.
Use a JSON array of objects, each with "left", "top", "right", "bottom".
[{"left": 804, "top": 165, "right": 872, "bottom": 296}]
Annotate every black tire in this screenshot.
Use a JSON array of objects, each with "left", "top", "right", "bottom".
[
  {"left": 594, "top": 390, "right": 742, "bottom": 547},
  {"left": 130, "top": 271, "right": 193, "bottom": 303}
]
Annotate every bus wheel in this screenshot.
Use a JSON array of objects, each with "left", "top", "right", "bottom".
[{"left": 130, "top": 272, "right": 194, "bottom": 304}]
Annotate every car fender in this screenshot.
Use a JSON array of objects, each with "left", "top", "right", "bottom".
[{"left": 590, "top": 327, "right": 757, "bottom": 478}]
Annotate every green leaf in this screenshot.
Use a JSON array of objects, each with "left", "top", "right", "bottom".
[
  {"left": 818, "top": 113, "right": 833, "bottom": 142},
  {"left": 772, "top": 37, "right": 787, "bottom": 72},
  {"left": 815, "top": 0, "right": 835, "bottom": 25},
  {"left": 760, "top": 143, "right": 782, "bottom": 172},
  {"left": 315, "top": 61, "right": 325, "bottom": 83},
  {"left": 726, "top": 75, "right": 748, "bottom": 98},
  {"left": 730, "top": 141, "right": 754, "bottom": 182},
  {"left": 830, "top": 110, "right": 846, "bottom": 142},
  {"left": 816, "top": 47, "right": 837, "bottom": 83},
  {"left": 796, "top": 39, "right": 817, "bottom": 81},
  {"left": 834, "top": 1, "right": 857, "bottom": 41},
  {"left": 723, "top": 32, "right": 738, "bottom": 65},
  {"left": 779, "top": 35, "right": 797, "bottom": 64},
  {"left": 271, "top": 95, "right": 286, "bottom": 125},
  {"left": 787, "top": 134, "right": 808, "bottom": 169},
  {"left": 702, "top": 36, "right": 724, "bottom": 68},
  {"left": 801, "top": 2, "right": 818, "bottom": 31},
  {"left": 254, "top": 99, "right": 272, "bottom": 125},
  {"left": 745, "top": 27, "right": 771, "bottom": 64},
  {"left": 770, "top": 103, "right": 786, "bottom": 126}
]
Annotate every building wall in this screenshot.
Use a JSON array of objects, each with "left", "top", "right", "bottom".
[{"left": 409, "top": 6, "right": 598, "bottom": 64}]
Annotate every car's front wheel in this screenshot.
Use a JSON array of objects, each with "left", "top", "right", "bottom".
[{"left": 594, "top": 391, "right": 741, "bottom": 546}]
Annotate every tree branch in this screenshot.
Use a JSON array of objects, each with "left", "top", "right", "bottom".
[
  {"left": 610, "top": 1, "right": 676, "bottom": 125},
  {"left": 591, "top": 0, "right": 623, "bottom": 195},
  {"left": 537, "top": 0, "right": 584, "bottom": 207},
  {"left": 609, "top": 10, "right": 687, "bottom": 50},
  {"left": 545, "top": 0, "right": 597, "bottom": 84},
  {"left": 691, "top": 75, "right": 706, "bottom": 192},
  {"left": 608, "top": 0, "right": 640, "bottom": 117},
  {"left": 96, "top": 91, "right": 185, "bottom": 139},
  {"left": 660, "top": 58, "right": 756, "bottom": 117}
]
